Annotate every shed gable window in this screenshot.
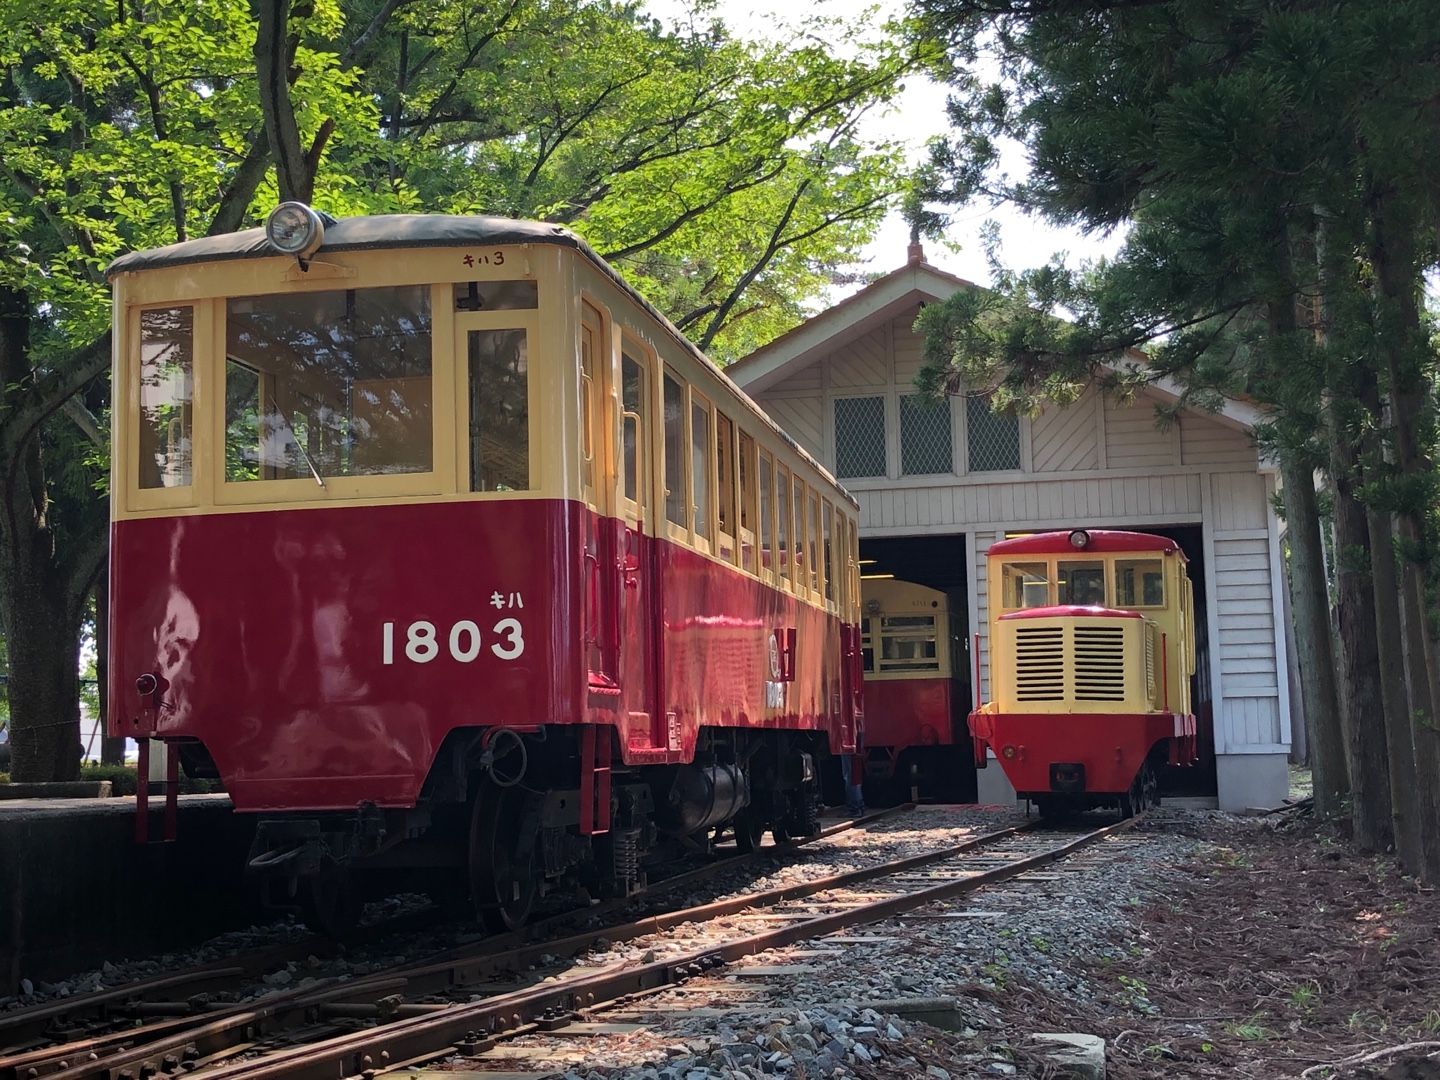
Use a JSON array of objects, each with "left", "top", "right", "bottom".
[
  {"left": 833, "top": 396, "right": 886, "bottom": 478},
  {"left": 900, "top": 394, "right": 953, "bottom": 475},
  {"left": 966, "top": 395, "right": 1021, "bottom": 472}
]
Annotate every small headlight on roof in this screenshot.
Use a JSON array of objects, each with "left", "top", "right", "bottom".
[
  {"left": 264, "top": 202, "right": 324, "bottom": 258},
  {"left": 1069, "top": 529, "right": 1091, "bottom": 549}
]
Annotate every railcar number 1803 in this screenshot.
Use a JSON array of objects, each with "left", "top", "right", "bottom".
[{"left": 381, "top": 619, "right": 527, "bottom": 664}]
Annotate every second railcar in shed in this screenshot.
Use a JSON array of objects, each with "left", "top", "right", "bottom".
[{"left": 858, "top": 579, "right": 971, "bottom": 800}]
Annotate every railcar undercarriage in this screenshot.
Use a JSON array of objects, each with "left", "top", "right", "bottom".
[{"left": 241, "top": 725, "right": 828, "bottom": 935}]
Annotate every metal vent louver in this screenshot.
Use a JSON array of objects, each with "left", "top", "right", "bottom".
[
  {"left": 1074, "top": 625, "right": 1127, "bottom": 701},
  {"left": 1014, "top": 625, "right": 1065, "bottom": 701}
]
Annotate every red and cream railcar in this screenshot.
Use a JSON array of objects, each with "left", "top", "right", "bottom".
[
  {"left": 857, "top": 579, "right": 971, "bottom": 799},
  {"left": 107, "top": 208, "right": 864, "bottom": 930},
  {"left": 968, "top": 530, "right": 1199, "bottom": 817}
]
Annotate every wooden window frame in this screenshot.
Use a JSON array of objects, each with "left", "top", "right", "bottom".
[
  {"left": 690, "top": 391, "right": 714, "bottom": 554},
  {"left": 759, "top": 450, "right": 775, "bottom": 585},
  {"left": 662, "top": 367, "right": 689, "bottom": 541}
]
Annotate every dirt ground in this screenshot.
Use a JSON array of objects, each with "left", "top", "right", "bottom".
[{"left": 968, "top": 810, "right": 1440, "bottom": 1079}]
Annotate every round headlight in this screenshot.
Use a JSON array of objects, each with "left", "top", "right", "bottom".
[
  {"left": 264, "top": 202, "right": 324, "bottom": 257},
  {"left": 1069, "top": 529, "right": 1091, "bottom": 549}
]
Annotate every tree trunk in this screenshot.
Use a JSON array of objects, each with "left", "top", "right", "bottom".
[
  {"left": 1325, "top": 429, "right": 1392, "bottom": 850},
  {"left": 2, "top": 571, "right": 83, "bottom": 782},
  {"left": 0, "top": 286, "right": 99, "bottom": 783},
  {"left": 1279, "top": 451, "right": 1349, "bottom": 818},
  {"left": 1366, "top": 503, "right": 1423, "bottom": 869},
  {"left": 1367, "top": 191, "right": 1440, "bottom": 879}
]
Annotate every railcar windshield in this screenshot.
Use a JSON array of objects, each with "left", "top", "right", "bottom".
[
  {"left": 1056, "top": 559, "right": 1106, "bottom": 606},
  {"left": 1116, "top": 558, "right": 1165, "bottom": 607},
  {"left": 224, "top": 286, "right": 433, "bottom": 482},
  {"left": 1000, "top": 561, "right": 1050, "bottom": 609}
]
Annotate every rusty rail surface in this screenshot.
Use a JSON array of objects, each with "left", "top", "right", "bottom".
[
  {"left": 29, "top": 814, "right": 1135, "bottom": 1080},
  {"left": 0, "top": 804, "right": 912, "bottom": 1077}
]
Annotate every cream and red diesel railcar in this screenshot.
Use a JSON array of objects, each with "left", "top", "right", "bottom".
[
  {"left": 108, "top": 206, "right": 864, "bottom": 931},
  {"left": 968, "top": 529, "right": 1200, "bottom": 817}
]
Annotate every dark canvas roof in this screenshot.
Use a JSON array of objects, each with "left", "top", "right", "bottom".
[{"left": 106, "top": 215, "right": 583, "bottom": 277}]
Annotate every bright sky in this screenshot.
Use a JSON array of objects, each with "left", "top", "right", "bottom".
[{"left": 643, "top": 0, "right": 1126, "bottom": 297}]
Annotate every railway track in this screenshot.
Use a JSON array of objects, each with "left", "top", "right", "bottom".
[
  {"left": 11, "top": 813, "right": 1138, "bottom": 1080},
  {"left": 0, "top": 806, "right": 909, "bottom": 1077}
]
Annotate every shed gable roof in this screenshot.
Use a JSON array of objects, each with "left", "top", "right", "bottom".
[{"left": 728, "top": 256, "right": 1264, "bottom": 435}]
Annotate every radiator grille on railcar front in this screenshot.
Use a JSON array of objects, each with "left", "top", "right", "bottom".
[
  {"left": 1014, "top": 625, "right": 1065, "bottom": 701},
  {"left": 1073, "top": 625, "right": 1127, "bottom": 701}
]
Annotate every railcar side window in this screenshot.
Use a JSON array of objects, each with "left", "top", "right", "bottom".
[
  {"left": 861, "top": 616, "right": 874, "bottom": 672},
  {"left": 738, "top": 431, "right": 757, "bottom": 574},
  {"left": 138, "top": 306, "right": 195, "bottom": 488},
  {"left": 691, "top": 397, "right": 712, "bottom": 543},
  {"left": 759, "top": 451, "right": 774, "bottom": 582},
  {"left": 621, "top": 351, "right": 646, "bottom": 505},
  {"left": 469, "top": 329, "right": 529, "bottom": 490},
  {"left": 822, "top": 501, "right": 835, "bottom": 606},
  {"left": 1116, "top": 558, "right": 1165, "bottom": 607},
  {"left": 808, "top": 491, "right": 822, "bottom": 595},
  {"left": 663, "top": 372, "right": 687, "bottom": 527},
  {"left": 1057, "top": 560, "right": 1106, "bottom": 606},
  {"left": 715, "top": 412, "right": 736, "bottom": 562},
  {"left": 1001, "top": 561, "right": 1050, "bottom": 609},
  {"left": 776, "top": 467, "right": 792, "bottom": 588},
  {"left": 579, "top": 326, "right": 596, "bottom": 494},
  {"left": 793, "top": 478, "right": 809, "bottom": 594},
  {"left": 224, "top": 286, "right": 433, "bottom": 482}
]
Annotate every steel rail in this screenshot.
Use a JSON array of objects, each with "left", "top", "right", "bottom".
[
  {"left": 179, "top": 817, "right": 1139, "bottom": 1080},
  {"left": 2, "top": 805, "right": 913, "bottom": 1080}
]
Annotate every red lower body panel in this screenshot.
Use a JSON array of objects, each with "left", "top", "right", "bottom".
[
  {"left": 968, "top": 710, "right": 1197, "bottom": 796},
  {"left": 861, "top": 677, "right": 955, "bottom": 750},
  {"left": 109, "top": 498, "right": 856, "bottom": 813}
]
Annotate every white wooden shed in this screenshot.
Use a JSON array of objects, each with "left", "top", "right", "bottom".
[{"left": 729, "top": 248, "right": 1295, "bottom": 811}]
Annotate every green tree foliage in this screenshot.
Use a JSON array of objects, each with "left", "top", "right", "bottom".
[
  {"left": 910, "top": 0, "right": 1440, "bottom": 870},
  {"left": 0, "top": 0, "right": 917, "bottom": 779}
]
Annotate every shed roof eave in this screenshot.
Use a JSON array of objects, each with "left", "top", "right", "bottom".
[{"left": 728, "top": 261, "right": 972, "bottom": 393}]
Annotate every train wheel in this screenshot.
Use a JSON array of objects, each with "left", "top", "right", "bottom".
[
  {"left": 1119, "top": 762, "right": 1158, "bottom": 819},
  {"left": 470, "top": 784, "right": 541, "bottom": 933},
  {"left": 1138, "top": 761, "right": 1160, "bottom": 811},
  {"left": 733, "top": 807, "right": 767, "bottom": 853},
  {"left": 299, "top": 869, "right": 363, "bottom": 938}
]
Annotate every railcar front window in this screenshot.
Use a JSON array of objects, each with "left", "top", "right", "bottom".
[
  {"left": 1001, "top": 561, "right": 1050, "bottom": 609},
  {"left": 1116, "top": 558, "right": 1165, "bottom": 607},
  {"left": 224, "top": 287, "right": 433, "bottom": 482},
  {"left": 1057, "top": 560, "right": 1106, "bottom": 606},
  {"left": 138, "top": 306, "right": 195, "bottom": 488},
  {"left": 879, "top": 615, "right": 940, "bottom": 672}
]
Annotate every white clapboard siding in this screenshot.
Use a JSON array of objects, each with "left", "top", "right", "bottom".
[
  {"left": 852, "top": 473, "right": 1203, "bottom": 532},
  {"left": 1180, "top": 413, "right": 1259, "bottom": 467},
  {"left": 828, "top": 325, "right": 890, "bottom": 388},
  {"left": 762, "top": 397, "right": 824, "bottom": 460},
  {"left": 1031, "top": 392, "right": 1101, "bottom": 472},
  {"left": 766, "top": 367, "right": 822, "bottom": 395},
  {"left": 892, "top": 311, "right": 925, "bottom": 385},
  {"left": 1104, "top": 395, "right": 1178, "bottom": 469},
  {"left": 1207, "top": 469, "right": 1284, "bottom": 752},
  {"left": 971, "top": 529, "right": 999, "bottom": 703}
]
